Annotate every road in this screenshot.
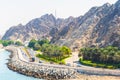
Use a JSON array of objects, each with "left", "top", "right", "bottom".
[
  {"left": 65, "top": 51, "right": 80, "bottom": 67},
  {"left": 17, "top": 47, "right": 120, "bottom": 76}
]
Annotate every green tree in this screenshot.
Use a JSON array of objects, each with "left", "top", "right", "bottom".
[
  {"left": 61, "top": 46, "right": 71, "bottom": 56},
  {"left": 38, "top": 39, "right": 49, "bottom": 46},
  {"left": 33, "top": 43, "right": 41, "bottom": 50},
  {"left": 2, "top": 41, "right": 9, "bottom": 46},
  {"left": 8, "top": 40, "right": 14, "bottom": 45},
  {"left": 15, "top": 41, "right": 22, "bottom": 46},
  {"left": 28, "top": 39, "right": 37, "bottom": 48}
]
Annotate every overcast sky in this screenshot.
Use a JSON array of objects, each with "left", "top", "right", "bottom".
[{"left": 0, "top": 0, "right": 117, "bottom": 35}]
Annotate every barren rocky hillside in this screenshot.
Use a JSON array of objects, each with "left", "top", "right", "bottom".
[{"left": 2, "top": 0, "right": 120, "bottom": 49}]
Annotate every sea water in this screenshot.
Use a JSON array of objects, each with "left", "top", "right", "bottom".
[{"left": 0, "top": 49, "right": 42, "bottom": 80}]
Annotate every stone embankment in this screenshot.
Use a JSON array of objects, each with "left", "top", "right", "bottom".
[{"left": 6, "top": 46, "right": 78, "bottom": 80}]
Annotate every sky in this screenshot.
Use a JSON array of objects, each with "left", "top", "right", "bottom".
[{"left": 0, "top": 0, "right": 117, "bottom": 36}]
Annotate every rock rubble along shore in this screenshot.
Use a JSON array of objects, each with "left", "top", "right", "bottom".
[{"left": 6, "top": 46, "right": 78, "bottom": 80}]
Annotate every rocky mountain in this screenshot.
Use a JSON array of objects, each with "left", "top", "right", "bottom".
[
  {"left": 2, "top": 14, "right": 56, "bottom": 41},
  {"left": 2, "top": 0, "right": 120, "bottom": 50},
  {"left": 2, "top": 14, "right": 77, "bottom": 42},
  {"left": 52, "top": 1, "right": 120, "bottom": 49}
]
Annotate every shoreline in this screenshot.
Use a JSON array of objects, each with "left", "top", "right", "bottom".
[
  {"left": 4, "top": 46, "right": 120, "bottom": 80},
  {"left": 5, "top": 46, "right": 78, "bottom": 80}
]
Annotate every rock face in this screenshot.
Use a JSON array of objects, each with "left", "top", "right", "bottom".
[
  {"left": 52, "top": 1, "right": 120, "bottom": 49},
  {"left": 2, "top": 0, "right": 120, "bottom": 49},
  {"left": 2, "top": 14, "right": 57, "bottom": 41},
  {"left": 2, "top": 14, "right": 78, "bottom": 42}
]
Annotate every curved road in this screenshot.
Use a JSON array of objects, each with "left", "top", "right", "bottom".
[{"left": 17, "top": 47, "right": 120, "bottom": 76}]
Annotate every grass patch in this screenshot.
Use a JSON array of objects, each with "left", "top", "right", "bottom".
[
  {"left": 36, "top": 54, "right": 70, "bottom": 64},
  {"left": 79, "top": 58, "right": 119, "bottom": 69}
]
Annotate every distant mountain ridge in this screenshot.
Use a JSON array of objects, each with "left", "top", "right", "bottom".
[
  {"left": 2, "top": 14, "right": 77, "bottom": 42},
  {"left": 2, "top": 0, "right": 120, "bottom": 49}
]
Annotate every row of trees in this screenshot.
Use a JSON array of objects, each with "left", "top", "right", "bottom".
[
  {"left": 28, "top": 39, "right": 49, "bottom": 50},
  {"left": 28, "top": 39, "right": 71, "bottom": 61},
  {"left": 80, "top": 46, "right": 120, "bottom": 64},
  {"left": 0, "top": 40, "right": 22, "bottom": 46}
]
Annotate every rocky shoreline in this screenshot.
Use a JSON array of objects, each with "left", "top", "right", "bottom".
[
  {"left": 5, "top": 46, "right": 120, "bottom": 80},
  {"left": 6, "top": 46, "right": 78, "bottom": 80}
]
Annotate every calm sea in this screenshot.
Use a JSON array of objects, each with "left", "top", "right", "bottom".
[{"left": 0, "top": 49, "right": 42, "bottom": 80}]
